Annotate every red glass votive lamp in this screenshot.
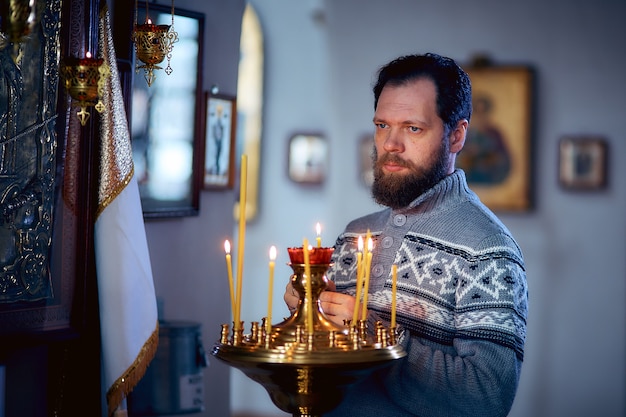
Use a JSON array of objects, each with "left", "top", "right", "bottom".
[
  {"left": 287, "top": 247, "right": 334, "bottom": 265},
  {"left": 62, "top": 56, "right": 105, "bottom": 105}
]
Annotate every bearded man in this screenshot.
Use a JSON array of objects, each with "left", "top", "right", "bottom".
[{"left": 284, "top": 53, "right": 528, "bottom": 417}]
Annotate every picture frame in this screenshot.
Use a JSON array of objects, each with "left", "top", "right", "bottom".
[
  {"left": 359, "top": 134, "right": 375, "bottom": 187},
  {"left": 457, "top": 65, "right": 534, "bottom": 211},
  {"left": 287, "top": 133, "right": 328, "bottom": 184},
  {"left": 203, "top": 93, "right": 237, "bottom": 189},
  {"left": 130, "top": 4, "right": 205, "bottom": 218},
  {"left": 559, "top": 136, "right": 608, "bottom": 190}
]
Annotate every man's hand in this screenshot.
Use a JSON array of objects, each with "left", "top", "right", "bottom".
[
  {"left": 284, "top": 281, "right": 299, "bottom": 314},
  {"left": 319, "top": 281, "right": 361, "bottom": 326},
  {"left": 284, "top": 280, "right": 363, "bottom": 327}
]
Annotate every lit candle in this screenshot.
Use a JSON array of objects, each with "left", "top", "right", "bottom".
[
  {"left": 391, "top": 264, "right": 397, "bottom": 328},
  {"left": 85, "top": 51, "right": 92, "bottom": 59},
  {"left": 316, "top": 222, "right": 322, "bottom": 248},
  {"left": 224, "top": 240, "right": 236, "bottom": 318},
  {"left": 303, "top": 238, "right": 313, "bottom": 334},
  {"left": 266, "top": 246, "right": 277, "bottom": 335},
  {"left": 352, "top": 236, "right": 364, "bottom": 325},
  {"left": 361, "top": 236, "right": 373, "bottom": 321},
  {"left": 234, "top": 154, "right": 248, "bottom": 331}
]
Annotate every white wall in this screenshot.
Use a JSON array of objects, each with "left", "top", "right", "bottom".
[{"left": 230, "top": 0, "right": 626, "bottom": 416}]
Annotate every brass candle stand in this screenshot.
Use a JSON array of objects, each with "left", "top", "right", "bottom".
[{"left": 212, "top": 247, "right": 406, "bottom": 417}]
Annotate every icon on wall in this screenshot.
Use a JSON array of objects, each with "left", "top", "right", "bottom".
[
  {"left": 288, "top": 134, "right": 328, "bottom": 185},
  {"left": 559, "top": 136, "right": 608, "bottom": 190},
  {"left": 203, "top": 93, "right": 237, "bottom": 189},
  {"left": 458, "top": 64, "right": 534, "bottom": 211}
]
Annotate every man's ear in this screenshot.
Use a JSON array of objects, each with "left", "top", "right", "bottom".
[{"left": 449, "top": 119, "right": 468, "bottom": 153}]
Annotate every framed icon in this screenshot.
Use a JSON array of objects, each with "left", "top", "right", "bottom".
[
  {"left": 359, "top": 134, "right": 374, "bottom": 187},
  {"left": 203, "top": 93, "right": 237, "bottom": 189},
  {"left": 288, "top": 134, "right": 328, "bottom": 184},
  {"left": 458, "top": 65, "right": 534, "bottom": 211},
  {"left": 559, "top": 136, "right": 608, "bottom": 190}
]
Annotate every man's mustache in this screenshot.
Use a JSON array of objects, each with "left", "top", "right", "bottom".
[{"left": 375, "top": 153, "right": 413, "bottom": 169}]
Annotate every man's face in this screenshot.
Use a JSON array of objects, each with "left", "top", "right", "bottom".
[{"left": 371, "top": 77, "right": 452, "bottom": 209}]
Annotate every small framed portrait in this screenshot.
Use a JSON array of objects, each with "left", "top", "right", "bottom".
[
  {"left": 559, "top": 136, "right": 608, "bottom": 190},
  {"left": 359, "top": 134, "right": 375, "bottom": 187},
  {"left": 288, "top": 133, "right": 328, "bottom": 184},
  {"left": 204, "top": 93, "right": 237, "bottom": 189}
]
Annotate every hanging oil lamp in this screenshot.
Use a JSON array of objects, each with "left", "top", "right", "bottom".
[
  {"left": 61, "top": 52, "right": 110, "bottom": 126},
  {"left": 0, "top": 0, "right": 40, "bottom": 59},
  {"left": 131, "top": 0, "right": 178, "bottom": 87}
]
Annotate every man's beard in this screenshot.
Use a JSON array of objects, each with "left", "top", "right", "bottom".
[{"left": 371, "top": 139, "right": 449, "bottom": 209}]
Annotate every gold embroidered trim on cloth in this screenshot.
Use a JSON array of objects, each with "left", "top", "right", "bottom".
[
  {"left": 107, "top": 323, "right": 159, "bottom": 416},
  {"left": 97, "top": 3, "right": 135, "bottom": 220},
  {"left": 96, "top": 166, "right": 133, "bottom": 218}
]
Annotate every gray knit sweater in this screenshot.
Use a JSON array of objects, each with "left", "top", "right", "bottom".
[{"left": 324, "top": 170, "right": 528, "bottom": 417}]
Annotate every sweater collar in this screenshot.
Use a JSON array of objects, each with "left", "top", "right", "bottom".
[{"left": 401, "top": 169, "right": 469, "bottom": 212}]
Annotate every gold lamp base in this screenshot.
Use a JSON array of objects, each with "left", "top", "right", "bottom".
[{"left": 212, "top": 248, "right": 406, "bottom": 417}]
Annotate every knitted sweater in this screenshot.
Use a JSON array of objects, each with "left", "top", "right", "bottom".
[{"left": 324, "top": 170, "right": 528, "bottom": 417}]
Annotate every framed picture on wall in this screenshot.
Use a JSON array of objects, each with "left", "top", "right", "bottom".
[
  {"left": 359, "top": 134, "right": 374, "bottom": 187},
  {"left": 458, "top": 64, "right": 534, "bottom": 211},
  {"left": 203, "top": 93, "right": 237, "bottom": 189},
  {"left": 559, "top": 136, "right": 607, "bottom": 190},
  {"left": 288, "top": 133, "right": 328, "bottom": 184}
]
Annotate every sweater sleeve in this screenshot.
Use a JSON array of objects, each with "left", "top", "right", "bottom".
[{"left": 383, "top": 331, "right": 522, "bottom": 417}]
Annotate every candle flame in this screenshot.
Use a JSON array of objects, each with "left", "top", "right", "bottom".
[
  {"left": 224, "top": 240, "right": 231, "bottom": 254},
  {"left": 358, "top": 235, "right": 364, "bottom": 251},
  {"left": 86, "top": 51, "right": 92, "bottom": 59},
  {"left": 269, "top": 245, "right": 277, "bottom": 261},
  {"left": 147, "top": 18, "right": 152, "bottom": 24},
  {"left": 316, "top": 222, "right": 321, "bottom": 236},
  {"left": 367, "top": 237, "right": 373, "bottom": 252}
]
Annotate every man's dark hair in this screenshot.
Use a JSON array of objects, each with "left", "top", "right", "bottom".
[{"left": 373, "top": 53, "right": 472, "bottom": 134}]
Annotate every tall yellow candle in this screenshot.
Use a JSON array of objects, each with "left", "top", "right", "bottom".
[
  {"left": 391, "top": 264, "right": 397, "bottom": 328},
  {"left": 224, "top": 240, "right": 236, "bottom": 319},
  {"left": 234, "top": 154, "right": 248, "bottom": 331},
  {"left": 303, "top": 238, "right": 313, "bottom": 334},
  {"left": 361, "top": 237, "right": 373, "bottom": 321},
  {"left": 316, "top": 222, "right": 322, "bottom": 247},
  {"left": 266, "top": 246, "right": 277, "bottom": 335},
  {"left": 352, "top": 236, "right": 364, "bottom": 325}
]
